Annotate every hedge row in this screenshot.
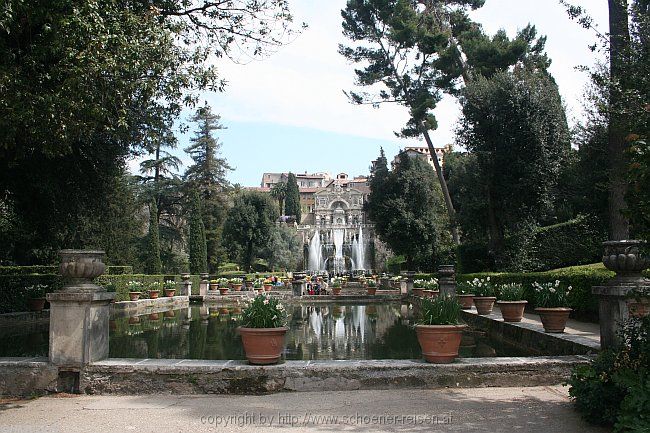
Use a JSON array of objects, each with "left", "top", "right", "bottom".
[
  {"left": 0, "top": 271, "right": 291, "bottom": 312},
  {"left": 456, "top": 216, "right": 606, "bottom": 273},
  {"left": 0, "top": 265, "right": 133, "bottom": 276}
]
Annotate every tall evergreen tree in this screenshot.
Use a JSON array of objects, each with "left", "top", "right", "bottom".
[
  {"left": 284, "top": 173, "right": 301, "bottom": 223},
  {"left": 144, "top": 199, "right": 162, "bottom": 274},
  {"left": 270, "top": 181, "right": 287, "bottom": 215},
  {"left": 188, "top": 191, "right": 208, "bottom": 274},
  {"left": 185, "top": 104, "right": 232, "bottom": 273}
]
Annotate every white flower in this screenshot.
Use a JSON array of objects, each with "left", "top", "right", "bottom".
[
  {"left": 272, "top": 315, "right": 277, "bottom": 320},
  {"left": 263, "top": 299, "right": 269, "bottom": 305},
  {"left": 549, "top": 288, "right": 556, "bottom": 293},
  {"left": 486, "top": 277, "right": 491, "bottom": 281}
]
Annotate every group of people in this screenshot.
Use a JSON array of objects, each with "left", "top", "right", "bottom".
[{"left": 305, "top": 276, "right": 328, "bottom": 295}]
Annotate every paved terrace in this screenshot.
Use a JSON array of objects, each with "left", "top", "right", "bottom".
[{"left": 0, "top": 386, "right": 607, "bottom": 433}]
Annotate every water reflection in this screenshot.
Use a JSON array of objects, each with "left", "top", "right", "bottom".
[{"left": 0, "top": 303, "right": 529, "bottom": 360}]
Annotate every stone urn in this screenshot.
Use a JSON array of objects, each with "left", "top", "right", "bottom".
[
  {"left": 59, "top": 250, "right": 106, "bottom": 292},
  {"left": 181, "top": 273, "right": 191, "bottom": 282},
  {"left": 602, "top": 240, "right": 650, "bottom": 285}
]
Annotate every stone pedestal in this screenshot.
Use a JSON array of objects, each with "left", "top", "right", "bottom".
[
  {"left": 593, "top": 240, "right": 650, "bottom": 349},
  {"left": 438, "top": 265, "right": 456, "bottom": 296},
  {"left": 292, "top": 280, "right": 305, "bottom": 297},
  {"left": 379, "top": 277, "right": 390, "bottom": 290},
  {"left": 199, "top": 273, "right": 209, "bottom": 296},
  {"left": 181, "top": 274, "right": 192, "bottom": 296},
  {"left": 47, "top": 292, "right": 115, "bottom": 367},
  {"left": 403, "top": 271, "right": 415, "bottom": 294}
]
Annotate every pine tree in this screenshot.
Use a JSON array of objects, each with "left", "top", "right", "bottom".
[
  {"left": 144, "top": 199, "right": 162, "bottom": 274},
  {"left": 188, "top": 191, "right": 208, "bottom": 274},
  {"left": 284, "top": 172, "right": 301, "bottom": 223},
  {"left": 185, "top": 104, "right": 232, "bottom": 273}
]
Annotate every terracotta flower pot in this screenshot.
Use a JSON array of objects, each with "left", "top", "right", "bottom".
[
  {"left": 473, "top": 297, "right": 496, "bottom": 315},
  {"left": 219, "top": 307, "right": 230, "bottom": 315},
  {"left": 332, "top": 287, "right": 342, "bottom": 296},
  {"left": 128, "top": 316, "right": 140, "bottom": 325},
  {"left": 497, "top": 300, "right": 528, "bottom": 322},
  {"left": 148, "top": 313, "right": 160, "bottom": 321},
  {"left": 219, "top": 287, "right": 229, "bottom": 295},
  {"left": 149, "top": 290, "right": 160, "bottom": 299},
  {"left": 412, "top": 288, "right": 424, "bottom": 297},
  {"left": 415, "top": 324, "right": 467, "bottom": 363},
  {"left": 209, "top": 283, "right": 219, "bottom": 292},
  {"left": 232, "top": 284, "right": 243, "bottom": 292},
  {"left": 367, "top": 287, "right": 377, "bottom": 295},
  {"left": 164, "top": 289, "right": 176, "bottom": 297},
  {"left": 535, "top": 307, "right": 572, "bottom": 333},
  {"left": 255, "top": 287, "right": 263, "bottom": 294},
  {"left": 27, "top": 297, "right": 46, "bottom": 312},
  {"left": 264, "top": 284, "right": 273, "bottom": 292},
  {"left": 129, "top": 291, "right": 141, "bottom": 301},
  {"left": 457, "top": 294, "right": 474, "bottom": 309},
  {"left": 239, "top": 327, "right": 288, "bottom": 365},
  {"left": 164, "top": 310, "right": 176, "bottom": 318}
]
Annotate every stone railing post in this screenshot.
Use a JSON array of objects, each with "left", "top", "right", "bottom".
[
  {"left": 438, "top": 265, "right": 456, "bottom": 296},
  {"left": 291, "top": 279, "right": 305, "bottom": 297},
  {"left": 593, "top": 240, "right": 650, "bottom": 349},
  {"left": 403, "top": 271, "right": 415, "bottom": 294},
  {"left": 181, "top": 273, "right": 192, "bottom": 296},
  {"left": 46, "top": 250, "right": 115, "bottom": 368},
  {"left": 199, "top": 273, "right": 209, "bottom": 296}
]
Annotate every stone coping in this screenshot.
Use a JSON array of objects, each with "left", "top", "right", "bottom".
[
  {"left": 0, "top": 355, "right": 593, "bottom": 395},
  {"left": 461, "top": 308, "right": 600, "bottom": 355}
]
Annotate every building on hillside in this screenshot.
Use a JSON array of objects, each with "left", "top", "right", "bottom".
[
  {"left": 249, "top": 171, "right": 375, "bottom": 273},
  {"left": 392, "top": 145, "right": 450, "bottom": 169}
]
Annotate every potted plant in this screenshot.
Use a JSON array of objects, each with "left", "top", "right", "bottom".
[
  {"left": 533, "top": 281, "right": 573, "bottom": 333},
  {"left": 366, "top": 278, "right": 377, "bottom": 295},
  {"left": 209, "top": 279, "right": 219, "bottom": 291},
  {"left": 331, "top": 277, "right": 342, "bottom": 296},
  {"left": 263, "top": 278, "right": 273, "bottom": 292},
  {"left": 253, "top": 278, "right": 264, "bottom": 294},
  {"left": 230, "top": 277, "right": 243, "bottom": 291},
  {"left": 496, "top": 283, "right": 527, "bottom": 322},
  {"left": 456, "top": 281, "right": 474, "bottom": 309},
  {"left": 163, "top": 280, "right": 176, "bottom": 297},
  {"left": 127, "top": 281, "right": 143, "bottom": 301},
  {"left": 238, "top": 294, "right": 288, "bottom": 365},
  {"left": 470, "top": 278, "right": 496, "bottom": 315},
  {"left": 415, "top": 295, "right": 466, "bottom": 363},
  {"left": 25, "top": 284, "right": 47, "bottom": 312},
  {"left": 215, "top": 278, "right": 228, "bottom": 295},
  {"left": 148, "top": 281, "right": 162, "bottom": 299},
  {"left": 412, "top": 279, "right": 425, "bottom": 297}
]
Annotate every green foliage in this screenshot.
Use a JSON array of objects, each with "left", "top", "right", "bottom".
[
  {"left": 457, "top": 70, "right": 571, "bottom": 265},
  {"left": 269, "top": 182, "right": 287, "bottom": 215},
  {"left": 366, "top": 153, "right": 442, "bottom": 270},
  {"left": 240, "top": 295, "right": 287, "bottom": 328},
  {"left": 144, "top": 200, "right": 162, "bottom": 274},
  {"left": 385, "top": 255, "right": 407, "bottom": 274},
  {"left": 184, "top": 104, "right": 232, "bottom": 273},
  {"left": 464, "top": 277, "right": 495, "bottom": 297},
  {"left": 568, "top": 315, "right": 650, "bottom": 431},
  {"left": 188, "top": 191, "right": 208, "bottom": 274},
  {"left": 497, "top": 283, "right": 525, "bottom": 301},
  {"left": 222, "top": 191, "right": 279, "bottom": 271},
  {"left": 417, "top": 295, "right": 462, "bottom": 326},
  {"left": 0, "top": 274, "right": 62, "bottom": 313},
  {"left": 262, "top": 224, "right": 303, "bottom": 272},
  {"left": 284, "top": 173, "right": 301, "bottom": 223}
]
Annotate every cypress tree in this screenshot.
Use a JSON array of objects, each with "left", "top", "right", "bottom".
[
  {"left": 188, "top": 192, "right": 208, "bottom": 274},
  {"left": 144, "top": 199, "right": 162, "bottom": 274},
  {"left": 284, "top": 172, "right": 301, "bottom": 223}
]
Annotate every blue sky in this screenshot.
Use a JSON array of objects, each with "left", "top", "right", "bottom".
[{"left": 129, "top": 0, "right": 609, "bottom": 186}]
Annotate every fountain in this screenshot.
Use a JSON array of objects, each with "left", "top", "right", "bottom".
[
  {"left": 308, "top": 231, "right": 324, "bottom": 272},
  {"left": 352, "top": 226, "right": 366, "bottom": 271},
  {"left": 332, "top": 228, "right": 346, "bottom": 274}
]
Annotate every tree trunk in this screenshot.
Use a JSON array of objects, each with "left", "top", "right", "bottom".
[
  {"left": 422, "top": 129, "right": 461, "bottom": 246},
  {"left": 607, "top": 0, "right": 631, "bottom": 240}
]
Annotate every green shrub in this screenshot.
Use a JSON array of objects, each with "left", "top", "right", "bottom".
[
  {"left": 532, "top": 280, "right": 572, "bottom": 308},
  {"left": 568, "top": 315, "right": 650, "bottom": 432},
  {"left": 0, "top": 274, "right": 63, "bottom": 313},
  {"left": 218, "top": 262, "right": 240, "bottom": 273},
  {"left": 386, "top": 255, "right": 406, "bottom": 274},
  {"left": 240, "top": 294, "right": 287, "bottom": 328}
]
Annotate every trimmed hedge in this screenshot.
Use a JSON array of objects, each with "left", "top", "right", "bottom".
[
  {"left": 0, "top": 274, "right": 63, "bottom": 313},
  {"left": 0, "top": 265, "right": 133, "bottom": 276}
]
